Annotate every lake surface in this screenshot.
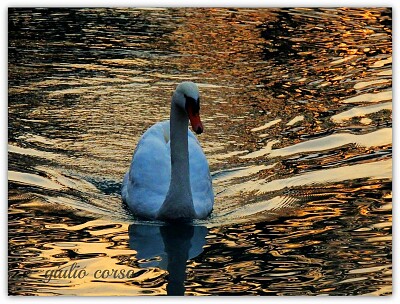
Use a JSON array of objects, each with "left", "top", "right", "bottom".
[{"left": 8, "top": 8, "right": 392, "bottom": 296}]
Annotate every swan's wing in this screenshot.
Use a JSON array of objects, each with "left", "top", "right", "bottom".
[
  {"left": 123, "top": 121, "right": 171, "bottom": 218},
  {"left": 188, "top": 133, "right": 214, "bottom": 218}
]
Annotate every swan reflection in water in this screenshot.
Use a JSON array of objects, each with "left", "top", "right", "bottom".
[{"left": 129, "top": 223, "right": 208, "bottom": 295}]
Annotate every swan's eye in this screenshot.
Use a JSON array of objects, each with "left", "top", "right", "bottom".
[{"left": 184, "top": 96, "right": 200, "bottom": 114}]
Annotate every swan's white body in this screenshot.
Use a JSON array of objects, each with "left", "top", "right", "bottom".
[{"left": 122, "top": 82, "right": 214, "bottom": 221}]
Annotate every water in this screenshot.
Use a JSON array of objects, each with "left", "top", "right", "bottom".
[{"left": 8, "top": 8, "right": 392, "bottom": 296}]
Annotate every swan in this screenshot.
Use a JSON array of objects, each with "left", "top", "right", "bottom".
[{"left": 122, "top": 82, "right": 214, "bottom": 221}]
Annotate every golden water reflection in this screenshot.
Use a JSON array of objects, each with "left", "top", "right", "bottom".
[{"left": 8, "top": 8, "right": 391, "bottom": 295}]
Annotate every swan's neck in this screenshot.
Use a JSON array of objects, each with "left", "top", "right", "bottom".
[{"left": 158, "top": 98, "right": 195, "bottom": 221}]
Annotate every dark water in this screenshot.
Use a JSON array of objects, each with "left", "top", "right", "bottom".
[{"left": 8, "top": 8, "right": 392, "bottom": 296}]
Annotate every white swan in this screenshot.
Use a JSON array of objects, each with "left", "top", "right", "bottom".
[{"left": 122, "top": 82, "right": 214, "bottom": 221}]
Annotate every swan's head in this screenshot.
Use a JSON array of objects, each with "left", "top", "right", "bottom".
[{"left": 174, "top": 82, "right": 203, "bottom": 134}]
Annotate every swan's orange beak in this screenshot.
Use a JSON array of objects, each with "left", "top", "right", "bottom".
[
  {"left": 187, "top": 103, "right": 203, "bottom": 134},
  {"left": 188, "top": 112, "right": 203, "bottom": 134}
]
